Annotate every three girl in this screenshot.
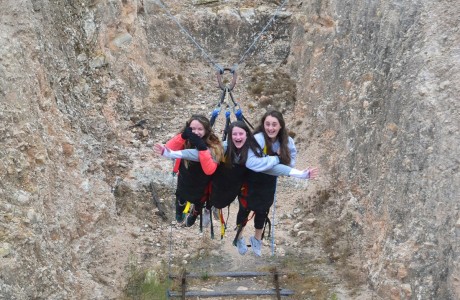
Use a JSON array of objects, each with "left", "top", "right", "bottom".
[{"left": 154, "top": 111, "right": 318, "bottom": 256}]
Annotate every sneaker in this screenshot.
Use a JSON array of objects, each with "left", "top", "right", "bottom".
[
  {"left": 236, "top": 237, "right": 248, "bottom": 255},
  {"left": 249, "top": 236, "right": 262, "bottom": 257},
  {"left": 202, "top": 209, "right": 211, "bottom": 228},
  {"left": 185, "top": 211, "right": 198, "bottom": 227},
  {"left": 176, "top": 212, "right": 185, "bottom": 223}
]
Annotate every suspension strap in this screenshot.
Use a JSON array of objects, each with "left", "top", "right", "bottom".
[
  {"left": 153, "top": 0, "right": 223, "bottom": 72},
  {"left": 261, "top": 216, "right": 271, "bottom": 241},
  {"left": 222, "top": 106, "right": 231, "bottom": 141},
  {"left": 219, "top": 209, "right": 225, "bottom": 239},
  {"left": 214, "top": 68, "right": 254, "bottom": 132},
  {"left": 210, "top": 208, "right": 214, "bottom": 239}
]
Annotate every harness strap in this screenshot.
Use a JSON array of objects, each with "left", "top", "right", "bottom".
[
  {"left": 210, "top": 208, "right": 214, "bottom": 239},
  {"left": 219, "top": 209, "right": 225, "bottom": 239},
  {"left": 261, "top": 216, "right": 271, "bottom": 240},
  {"left": 183, "top": 201, "right": 191, "bottom": 214},
  {"left": 232, "top": 211, "right": 254, "bottom": 246}
]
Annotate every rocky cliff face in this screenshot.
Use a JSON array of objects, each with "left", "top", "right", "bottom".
[
  {"left": 292, "top": 1, "right": 459, "bottom": 299},
  {"left": 0, "top": 0, "right": 458, "bottom": 299}
]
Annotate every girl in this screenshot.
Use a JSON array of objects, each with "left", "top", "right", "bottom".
[
  {"left": 158, "top": 114, "right": 223, "bottom": 227},
  {"left": 235, "top": 110, "right": 318, "bottom": 256}
]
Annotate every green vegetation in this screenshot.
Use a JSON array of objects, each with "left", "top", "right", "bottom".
[{"left": 122, "top": 254, "right": 169, "bottom": 300}]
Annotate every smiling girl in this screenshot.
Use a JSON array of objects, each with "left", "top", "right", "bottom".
[
  {"left": 156, "top": 114, "right": 223, "bottom": 227},
  {"left": 235, "top": 110, "right": 318, "bottom": 257}
]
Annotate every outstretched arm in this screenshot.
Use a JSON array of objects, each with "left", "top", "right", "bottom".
[
  {"left": 245, "top": 149, "right": 280, "bottom": 172},
  {"left": 154, "top": 144, "right": 217, "bottom": 175},
  {"left": 157, "top": 145, "right": 319, "bottom": 179},
  {"left": 262, "top": 164, "right": 319, "bottom": 179}
]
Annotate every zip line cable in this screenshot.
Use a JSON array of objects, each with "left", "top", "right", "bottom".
[
  {"left": 153, "top": 0, "right": 223, "bottom": 72},
  {"left": 236, "top": 0, "right": 289, "bottom": 66},
  {"left": 152, "top": 0, "right": 289, "bottom": 71}
]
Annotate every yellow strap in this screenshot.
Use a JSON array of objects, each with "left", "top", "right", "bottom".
[
  {"left": 219, "top": 209, "right": 225, "bottom": 238},
  {"left": 263, "top": 145, "right": 267, "bottom": 154},
  {"left": 183, "top": 201, "right": 191, "bottom": 214}
]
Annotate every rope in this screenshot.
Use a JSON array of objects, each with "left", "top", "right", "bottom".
[
  {"left": 167, "top": 220, "right": 173, "bottom": 298},
  {"left": 153, "top": 0, "right": 223, "bottom": 72},
  {"left": 236, "top": 0, "right": 289, "bottom": 66},
  {"left": 167, "top": 167, "right": 177, "bottom": 298},
  {"left": 271, "top": 178, "right": 278, "bottom": 256},
  {"left": 152, "top": 0, "right": 289, "bottom": 70}
]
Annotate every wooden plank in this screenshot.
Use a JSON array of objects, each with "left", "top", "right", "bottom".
[
  {"left": 168, "top": 289, "right": 295, "bottom": 297},
  {"left": 169, "top": 271, "right": 273, "bottom": 279}
]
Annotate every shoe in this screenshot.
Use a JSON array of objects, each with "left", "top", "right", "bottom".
[
  {"left": 202, "top": 209, "right": 211, "bottom": 228},
  {"left": 176, "top": 212, "right": 185, "bottom": 223},
  {"left": 175, "top": 198, "right": 186, "bottom": 223},
  {"left": 249, "top": 236, "right": 262, "bottom": 257},
  {"left": 236, "top": 237, "right": 248, "bottom": 255},
  {"left": 185, "top": 211, "right": 198, "bottom": 227}
]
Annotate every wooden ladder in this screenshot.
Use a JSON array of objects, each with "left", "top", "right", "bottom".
[{"left": 168, "top": 269, "right": 294, "bottom": 299}]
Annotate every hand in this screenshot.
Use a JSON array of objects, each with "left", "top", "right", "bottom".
[
  {"left": 153, "top": 143, "right": 165, "bottom": 155},
  {"left": 288, "top": 167, "right": 319, "bottom": 179},
  {"left": 181, "top": 127, "right": 193, "bottom": 139},
  {"left": 154, "top": 144, "right": 176, "bottom": 159},
  {"left": 307, "top": 167, "right": 319, "bottom": 179},
  {"left": 188, "top": 132, "right": 208, "bottom": 151}
]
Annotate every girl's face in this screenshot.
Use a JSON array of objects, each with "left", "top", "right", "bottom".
[
  {"left": 189, "top": 120, "right": 206, "bottom": 138},
  {"left": 263, "top": 115, "right": 281, "bottom": 141},
  {"left": 231, "top": 127, "right": 247, "bottom": 149}
]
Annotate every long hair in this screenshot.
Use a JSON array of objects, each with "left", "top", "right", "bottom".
[
  {"left": 182, "top": 114, "right": 224, "bottom": 163},
  {"left": 253, "top": 110, "right": 291, "bottom": 165},
  {"left": 225, "top": 121, "right": 263, "bottom": 166}
]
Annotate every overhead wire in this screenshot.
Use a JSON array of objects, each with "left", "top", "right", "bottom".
[
  {"left": 236, "top": 0, "right": 289, "bottom": 66},
  {"left": 152, "top": 0, "right": 289, "bottom": 71},
  {"left": 153, "top": 0, "right": 223, "bottom": 72}
]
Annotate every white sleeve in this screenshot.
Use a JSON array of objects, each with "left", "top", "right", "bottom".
[
  {"left": 245, "top": 149, "right": 280, "bottom": 172},
  {"left": 177, "top": 149, "right": 200, "bottom": 161},
  {"left": 262, "top": 164, "right": 291, "bottom": 176}
]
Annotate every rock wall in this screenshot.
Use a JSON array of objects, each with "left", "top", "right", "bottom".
[
  {"left": 0, "top": 0, "right": 458, "bottom": 299},
  {"left": 291, "top": 0, "right": 459, "bottom": 299}
]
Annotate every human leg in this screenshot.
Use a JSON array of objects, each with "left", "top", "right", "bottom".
[
  {"left": 249, "top": 210, "right": 269, "bottom": 257},
  {"left": 234, "top": 200, "right": 251, "bottom": 255},
  {"left": 175, "top": 196, "right": 187, "bottom": 223},
  {"left": 185, "top": 201, "right": 203, "bottom": 227}
]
